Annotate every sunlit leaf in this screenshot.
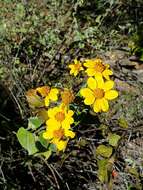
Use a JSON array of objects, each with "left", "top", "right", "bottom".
[
  {"left": 108, "top": 133, "right": 121, "bottom": 147},
  {"left": 97, "top": 159, "right": 108, "bottom": 183},
  {"left": 17, "top": 127, "right": 38, "bottom": 155},
  {"left": 96, "top": 145, "right": 113, "bottom": 158},
  {"left": 39, "top": 132, "right": 49, "bottom": 148},
  {"left": 28, "top": 117, "right": 43, "bottom": 130}
]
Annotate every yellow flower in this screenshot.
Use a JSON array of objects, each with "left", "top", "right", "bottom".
[
  {"left": 36, "top": 86, "right": 50, "bottom": 97},
  {"left": 80, "top": 75, "right": 118, "bottom": 113},
  {"left": 43, "top": 123, "right": 75, "bottom": 151},
  {"left": 46, "top": 105, "right": 74, "bottom": 129},
  {"left": 84, "top": 58, "right": 113, "bottom": 80},
  {"left": 36, "top": 86, "right": 59, "bottom": 106},
  {"left": 44, "top": 88, "right": 59, "bottom": 106},
  {"left": 43, "top": 106, "right": 75, "bottom": 151},
  {"left": 69, "top": 59, "right": 84, "bottom": 76}
]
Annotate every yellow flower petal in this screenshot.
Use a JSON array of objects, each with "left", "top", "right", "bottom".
[
  {"left": 93, "top": 99, "right": 102, "bottom": 113},
  {"left": 74, "top": 59, "right": 78, "bottom": 64},
  {"left": 80, "top": 88, "right": 93, "bottom": 97},
  {"left": 45, "top": 96, "right": 50, "bottom": 106},
  {"left": 46, "top": 119, "right": 61, "bottom": 128},
  {"left": 67, "top": 110, "right": 74, "bottom": 117},
  {"left": 95, "top": 74, "right": 104, "bottom": 89},
  {"left": 103, "top": 80, "right": 114, "bottom": 91},
  {"left": 74, "top": 70, "right": 78, "bottom": 76},
  {"left": 87, "top": 77, "right": 97, "bottom": 89},
  {"left": 84, "top": 60, "right": 95, "bottom": 67},
  {"left": 64, "top": 129, "right": 75, "bottom": 138},
  {"left": 105, "top": 64, "right": 110, "bottom": 69},
  {"left": 47, "top": 107, "right": 58, "bottom": 118},
  {"left": 85, "top": 68, "right": 96, "bottom": 76},
  {"left": 43, "top": 130, "right": 53, "bottom": 139},
  {"left": 69, "top": 60, "right": 83, "bottom": 76},
  {"left": 84, "top": 96, "right": 95, "bottom": 105},
  {"left": 103, "top": 69, "right": 113, "bottom": 80},
  {"left": 62, "top": 117, "right": 74, "bottom": 129},
  {"left": 53, "top": 139, "right": 67, "bottom": 151},
  {"left": 100, "top": 98, "right": 109, "bottom": 112},
  {"left": 69, "top": 64, "right": 74, "bottom": 69},
  {"left": 105, "top": 90, "right": 118, "bottom": 100},
  {"left": 49, "top": 88, "right": 59, "bottom": 101},
  {"left": 70, "top": 69, "right": 74, "bottom": 75}
]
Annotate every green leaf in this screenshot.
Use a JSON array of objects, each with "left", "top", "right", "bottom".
[
  {"left": 28, "top": 117, "right": 43, "bottom": 130},
  {"left": 108, "top": 133, "right": 121, "bottom": 147},
  {"left": 96, "top": 145, "right": 113, "bottom": 158},
  {"left": 39, "top": 132, "right": 49, "bottom": 148},
  {"left": 97, "top": 159, "right": 108, "bottom": 183},
  {"left": 49, "top": 143, "right": 57, "bottom": 152},
  {"left": 17, "top": 127, "right": 38, "bottom": 155}
]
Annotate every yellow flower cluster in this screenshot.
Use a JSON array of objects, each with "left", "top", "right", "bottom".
[
  {"left": 43, "top": 105, "right": 75, "bottom": 151},
  {"left": 69, "top": 58, "right": 118, "bottom": 113},
  {"left": 26, "top": 86, "right": 75, "bottom": 151},
  {"left": 68, "top": 58, "right": 113, "bottom": 79},
  {"left": 25, "top": 58, "right": 118, "bottom": 153}
]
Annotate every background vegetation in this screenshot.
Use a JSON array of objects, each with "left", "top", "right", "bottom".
[{"left": 0, "top": 0, "right": 143, "bottom": 189}]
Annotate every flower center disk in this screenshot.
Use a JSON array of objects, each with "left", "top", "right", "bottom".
[
  {"left": 93, "top": 88, "right": 105, "bottom": 98},
  {"left": 53, "top": 128, "right": 64, "bottom": 139},
  {"left": 74, "top": 63, "right": 81, "bottom": 71},
  {"left": 94, "top": 62, "right": 105, "bottom": 73},
  {"left": 55, "top": 112, "right": 65, "bottom": 122}
]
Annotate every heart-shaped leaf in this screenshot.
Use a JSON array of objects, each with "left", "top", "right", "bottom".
[{"left": 17, "top": 127, "right": 38, "bottom": 155}]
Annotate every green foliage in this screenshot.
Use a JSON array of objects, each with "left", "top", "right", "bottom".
[
  {"left": 118, "top": 117, "right": 128, "bottom": 128},
  {"left": 17, "top": 127, "right": 38, "bottom": 155},
  {"left": 38, "top": 132, "right": 49, "bottom": 149},
  {"left": 28, "top": 117, "right": 43, "bottom": 130},
  {"left": 97, "top": 159, "right": 109, "bottom": 183},
  {"left": 1, "top": 0, "right": 143, "bottom": 189},
  {"left": 108, "top": 133, "right": 121, "bottom": 147},
  {"left": 96, "top": 145, "right": 113, "bottom": 158},
  {"left": 35, "top": 150, "right": 52, "bottom": 160}
]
